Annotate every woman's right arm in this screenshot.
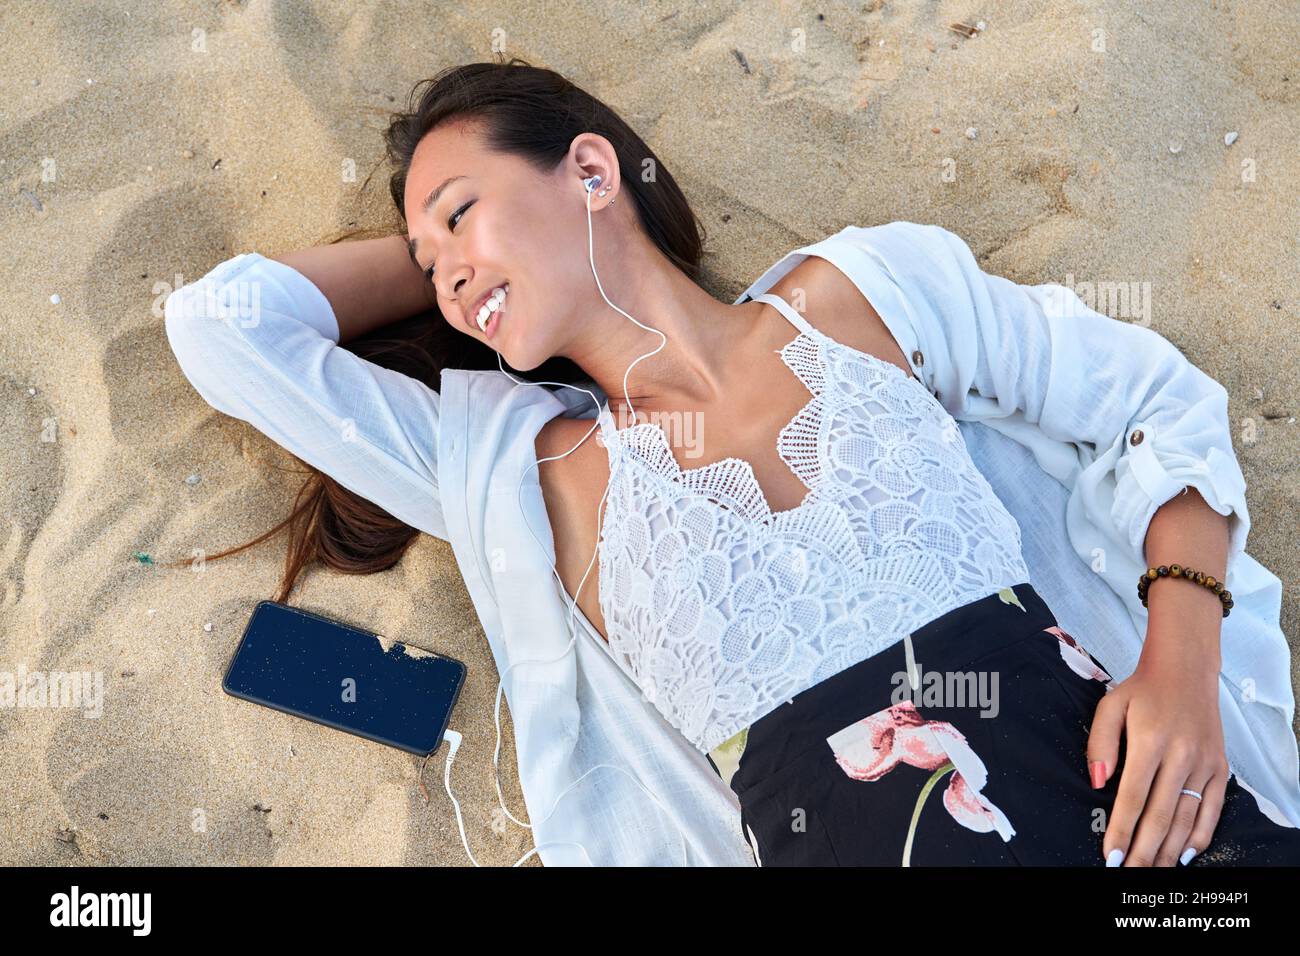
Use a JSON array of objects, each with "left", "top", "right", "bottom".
[
  {"left": 270, "top": 235, "right": 438, "bottom": 343},
  {"left": 163, "top": 237, "right": 451, "bottom": 540}
]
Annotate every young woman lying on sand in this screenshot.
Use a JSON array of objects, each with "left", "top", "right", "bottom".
[{"left": 165, "top": 59, "right": 1300, "bottom": 866}]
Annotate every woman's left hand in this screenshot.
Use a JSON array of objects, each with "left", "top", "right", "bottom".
[{"left": 1086, "top": 653, "right": 1229, "bottom": 866}]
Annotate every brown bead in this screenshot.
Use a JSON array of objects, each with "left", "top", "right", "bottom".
[
  {"left": 1170, "top": 564, "right": 1182, "bottom": 577},
  {"left": 1145, "top": 569, "right": 1159, "bottom": 581},
  {"left": 1205, "top": 576, "right": 1217, "bottom": 588}
]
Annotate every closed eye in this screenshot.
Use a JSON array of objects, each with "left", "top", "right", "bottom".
[
  {"left": 423, "top": 200, "right": 474, "bottom": 283},
  {"left": 448, "top": 198, "right": 473, "bottom": 231}
]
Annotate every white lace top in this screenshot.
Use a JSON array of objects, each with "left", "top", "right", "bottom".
[{"left": 594, "top": 291, "right": 1031, "bottom": 754}]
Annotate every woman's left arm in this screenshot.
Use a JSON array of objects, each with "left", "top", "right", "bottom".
[
  {"left": 839, "top": 221, "right": 1249, "bottom": 867},
  {"left": 1088, "top": 487, "right": 1232, "bottom": 867}
]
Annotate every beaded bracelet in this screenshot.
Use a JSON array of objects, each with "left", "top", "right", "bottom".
[{"left": 1137, "top": 564, "right": 1233, "bottom": 618}]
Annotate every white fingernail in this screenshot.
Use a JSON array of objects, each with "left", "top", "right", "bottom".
[
  {"left": 1179, "top": 847, "right": 1197, "bottom": 865},
  {"left": 1106, "top": 847, "right": 1125, "bottom": 867}
]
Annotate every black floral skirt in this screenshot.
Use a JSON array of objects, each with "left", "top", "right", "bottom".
[{"left": 706, "top": 582, "right": 1300, "bottom": 866}]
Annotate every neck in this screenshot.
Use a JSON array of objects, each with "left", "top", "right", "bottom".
[{"left": 559, "top": 233, "right": 762, "bottom": 425}]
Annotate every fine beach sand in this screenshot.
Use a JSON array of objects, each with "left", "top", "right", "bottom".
[{"left": 2, "top": 1, "right": 1297, "bottom": 865}]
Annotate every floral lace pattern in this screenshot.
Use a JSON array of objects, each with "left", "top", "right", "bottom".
[{"left": 595, "top": 306, "right": 1032, "bottom": 754}]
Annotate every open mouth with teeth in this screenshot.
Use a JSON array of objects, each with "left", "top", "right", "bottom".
[{"left": 475, "top": 283, "right": 509, "bottom": 339}]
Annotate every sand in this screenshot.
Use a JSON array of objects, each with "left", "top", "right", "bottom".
[{"left": 1, "top": 0, "right": 1296, "bottom": 865}]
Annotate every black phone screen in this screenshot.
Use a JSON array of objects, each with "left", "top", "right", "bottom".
[{"left": 222, "top": 601, "right": 466, "bottom": 757}]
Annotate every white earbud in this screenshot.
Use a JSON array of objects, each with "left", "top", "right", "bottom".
[{"left": 583, "top": 174, "right": 602, "bottom": 193}]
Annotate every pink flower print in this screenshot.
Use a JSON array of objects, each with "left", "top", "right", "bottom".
[
  {"left": 826, "top": 700, "right": 1015, "bottom": 865},
  {"left": 1044, "top": 625, "right": 1114, "bottom": 688},
  {"left": 942, "top": 771, "right": 1015, "bottom": 837},
  {"left": 826, "top": 700, "right": 937, "bottom": 780}
]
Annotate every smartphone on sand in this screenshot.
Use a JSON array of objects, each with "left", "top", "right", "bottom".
[{"left": 222, "top": 600, "right": 466, "bottom": 757}]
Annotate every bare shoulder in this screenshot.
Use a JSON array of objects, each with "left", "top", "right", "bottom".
[
  {"left": 534, "top": 413, "right": 610, "bottom": 510},
  {"left": 535, "top": 413, "right": 605, "bottom": 467},
  {"left": 767, "top": 255, "right": 914, "bottom": 379}
]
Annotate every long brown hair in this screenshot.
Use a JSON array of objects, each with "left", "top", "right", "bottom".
[{"left": 164, "top": 59, "right": 705, "bottom": 603}]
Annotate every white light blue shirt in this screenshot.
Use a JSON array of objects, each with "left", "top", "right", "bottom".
[{"left": 165, "top": 220, "right": 1300, "bottom": 866}]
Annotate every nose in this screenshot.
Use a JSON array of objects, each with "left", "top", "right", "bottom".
[{"left": 437, "top": 263, "right": 471, "bottom": 304}]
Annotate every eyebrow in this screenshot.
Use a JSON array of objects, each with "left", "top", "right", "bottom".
[
  {"left": 423, "top": 174, "right": 467, "bottom": 215},
  {"left": 406, "top": 174, "right": 469, "bottom": 268}
]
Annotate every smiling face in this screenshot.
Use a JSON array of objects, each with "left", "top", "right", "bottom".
[{"left": 403, "top": 115, "right": 616, "bottom": 370}]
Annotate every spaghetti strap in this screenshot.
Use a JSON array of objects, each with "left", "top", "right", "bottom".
[
  {"left": 597, "top": 401, "right": 617, "bottom": 441},
  {"left": 754, "top": 292, "right": 817, "bottom": 337}
]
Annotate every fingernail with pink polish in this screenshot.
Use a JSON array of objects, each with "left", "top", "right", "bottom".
[
  {"left": 1106, "top": 848, "right": 1125, "bottom": 867},
  {"left": 1089, "top": 760, "right": 1107, "bottom": 789}
]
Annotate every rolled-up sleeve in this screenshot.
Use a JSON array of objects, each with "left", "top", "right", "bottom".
[
  {"left": 163, "top": 252, "right": 448, "bottom": 541},
  {"left": 843, "top": 221, "right": 1250, "bottom": 571}
]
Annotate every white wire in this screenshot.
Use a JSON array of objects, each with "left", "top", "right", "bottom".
[
  {"left": 443, "top": 727, "right": 690, "bottom": 866},
  {"left": 438, "top": 176, "right": 690, "bottom": 866}
]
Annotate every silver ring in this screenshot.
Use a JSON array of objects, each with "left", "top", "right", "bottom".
[{"left": 1181, "top": 788, "right": 1203, "bottom": 800}]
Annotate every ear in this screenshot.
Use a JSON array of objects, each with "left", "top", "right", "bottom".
[{"left": 568, "top": 132, "right": 619, "bottom": 201}]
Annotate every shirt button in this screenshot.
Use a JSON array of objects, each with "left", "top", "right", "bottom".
[
  {"left": 911, "top": 349, "right": 925, "bottom": 367},
  {"left": 1129, "top": 429, "right": 1144, "bottom": 446}
]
